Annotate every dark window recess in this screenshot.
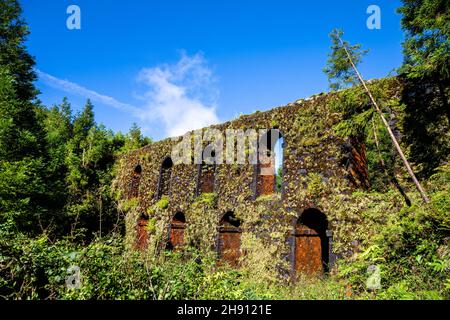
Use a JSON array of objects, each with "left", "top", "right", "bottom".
[
  {"left": 197, "top": 146, "right": 216, "bottom": 195},
  {"left": 130, "top": 165, "right": 142, "bottom": 198},
  {"left": 167, "top": 212, "right": 186, "bottom": 250},
  {"left": 293, "top": 208, "right": 330, "bottom": 275},
  {"left": 217, "top": 212, "right": 242, "bottom": 267},
  {"left": 158, "top": 157, "right": 173, "bottom": 199}
]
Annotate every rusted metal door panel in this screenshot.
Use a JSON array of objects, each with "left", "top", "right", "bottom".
[
  {"left": 257, "top": 173, "right": 275, "bottom": 196},
  {"left": 136, "top": 218, "right": 148, "bottom": 249},
  {"left": 218, "top": 228, "right": 241, "bottom": 267},
  {"left": 294, "top": 225, "right": 324, "bottom": 275},
  {"left": 169, "top": 222, "right": 185, "bottom": 249}
]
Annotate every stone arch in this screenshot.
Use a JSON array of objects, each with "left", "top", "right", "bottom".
[
  {"left": 217, "top": 211, "right": 242, "bottom": 267},
  {"left": 167, "top": 212, "right": 186, "bottom": 250},
  {"left": 130, "top": 164, "right": 142, "bottom": 198},
  {"left": 157, "top": 157, "right": 173, "bottom": 199},
  {"left": 255, "top": 128, "right": 285, "bottom": 197},
  {"left": 292, "top": 208, "right": 332, "bottom": 275}
]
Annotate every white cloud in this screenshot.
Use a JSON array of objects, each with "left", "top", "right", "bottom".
[
  {"left": 36, "top": 52, "right": 220, "bottom": 138},
  {"left": 36, "top": 69, "right": 140, "bottom": 115},
  {"left": 136, "top": 52, "right": 220, "bottom": 137}
]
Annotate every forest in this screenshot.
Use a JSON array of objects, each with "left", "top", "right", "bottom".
[{"left": 0, "top": 0, "right": 448, "bottom": 300}]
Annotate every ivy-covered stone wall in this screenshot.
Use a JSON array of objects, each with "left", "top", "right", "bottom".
[{"left": 113, "top": 83, "right": 388, "bottom": 278}]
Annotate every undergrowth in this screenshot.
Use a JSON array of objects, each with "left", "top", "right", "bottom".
[{"left": 1, "top": 165, "right": 448, "bottom": 300}]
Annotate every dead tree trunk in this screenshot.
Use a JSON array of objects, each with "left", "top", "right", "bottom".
[
  {"left": 372, "top": 118, "right": 412, "bottom": 206},
  {"left": 339, "top": 37, "right": 430, "bottom": 204}
]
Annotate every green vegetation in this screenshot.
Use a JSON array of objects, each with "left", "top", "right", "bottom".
[
  {"left": 195, "top": 192, "right": 216, "bottom": 205},
  {"left": 334, "top": 165, "right": 449, "bottom": 299},
  {"left": 323, "top": 29, "right": 369, "bottom": 90},
  {"left": 398, "top": 0, "right": 450, "bottom": 177},
  {"left": 156, "top": 196, "right": 170, "bottom": 210},
  {"left": 0, "top": 0, "right": 448, "bottom": 300},
  {"left": 1, "top": 168, "right": 448, "bottom": 299},
  {"left": 275, "top": 166, "right": 282, "bottom": 192},
  {"left": 398, "top": 0, "right": 449, "bottom": 82}
]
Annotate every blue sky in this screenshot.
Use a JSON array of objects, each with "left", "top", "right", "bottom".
[{"left": 21, "top": 0, "right": 404, "bottom": 141}]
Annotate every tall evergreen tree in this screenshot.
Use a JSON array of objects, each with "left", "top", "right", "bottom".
[
  {"left": 0, "top": 0, "right": 43, "bottom": 161},
  {"left": 66, "top": 100, "right": 96, "bottom": 195},
  {"left": 324, "top": 29, "right": 430, "bottom": 203},
  {"left": 0, "top": 0, "right": 38, "bottom": 102},
  {"left": 0, "top": 67, "right": 46, "bottom": 231},
  {"left": 41, "top": 98, "right": 73, "bottom": 217},
  {"left": 323, "top": 29, "right": 368, "bottom": 91},
  {"left": 122, "top": 122, "right": 152, "bottom": 152},
  {"left": 0, "top": 0, "right": 49, "bottom": 232},
  {"left": 397, "top": 0, "right": 450, "bottom": 175},
  {"left": 398, "top": 0, "right": 450, "bottom": 81}
]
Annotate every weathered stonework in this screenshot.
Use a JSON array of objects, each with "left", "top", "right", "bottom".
[{"left": 114, "top": 88, "right": 373, "bottom": 277}]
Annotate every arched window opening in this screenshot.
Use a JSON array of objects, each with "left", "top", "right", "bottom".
[
  {"left": 256, "top": 129, "right": 284, "bottom": 197},
  {"left": 167, "top": 212, "right": 186, "bottom": 250},
  {"left": 157, "top": 157, "right": 173, "bottom": 199},
  {"left": 197, "top": 146, "right": 216, "bottom": 195},
  {"left": 217, "top": 212, "right": 242, "bottom": 267},
  {"left": 293, "top": 208, "right": 330, "bottom": 275},
  {"left": 130, "top": 164, "right": 142, "bottom": 198}
]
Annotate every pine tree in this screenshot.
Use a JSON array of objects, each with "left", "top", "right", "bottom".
[
  {"left": 324, "top": 29, "right": 430, "bottom": 203},
  {"left": 398, "top": 0, "right": 450, "bottom": 81},
  {"left": 0, "top": 1, "right": 51, "bottom": 232},
  {"left": 66, "top": 100, "right": 96, "bottom": 195},
  {"left": 0, "top": 67, "right": 42, "bottom": 160},
  {"left": 122, "top": 122, "right": 152, "bottom": 152},
  {"left": 41, "top": 98, "right": 74, "bottom": 219},
  {"left": 0, "top": 67, "right": 46, "bottom": 231},
  {"left": 397, "top": 0, "right": 450, "bottom": 175},
  {"left": 323, "top": 29, "right": 368, "bottom": 90},
  {"left": 0, "top": 0, "right": 38, "bottom": 102}
]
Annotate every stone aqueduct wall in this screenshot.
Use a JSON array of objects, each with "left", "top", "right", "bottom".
[{"left": 113, "top": 89, "right": 371, "bottom": 276}]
